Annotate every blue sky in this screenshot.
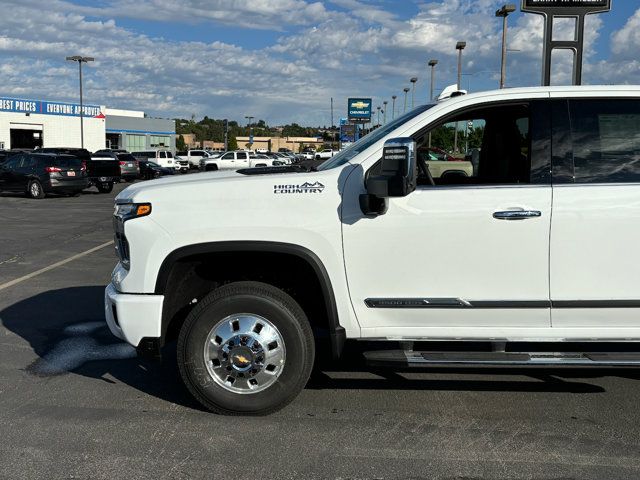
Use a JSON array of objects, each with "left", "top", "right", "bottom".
[{"left": 0, "top": 0, "right": 638, "bottom": 126}]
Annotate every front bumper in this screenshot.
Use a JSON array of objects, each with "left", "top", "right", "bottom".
[{"left": 104, "top": 283, "right": 164, "bottom": 347}]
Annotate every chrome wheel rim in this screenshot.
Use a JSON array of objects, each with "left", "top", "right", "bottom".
[
  {"left": 204, "top": 314, "right": 286, "bottom": 394},
  {"left": 30, "top": 183, "right": 40, "bottom": 196}
]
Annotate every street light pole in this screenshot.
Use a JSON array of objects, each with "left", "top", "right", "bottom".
[
  {"left": 410, "top": 77, "right": 418, "bottom": 109},
  {"left": 376, "top": 106, "right": 381, "bottom": 127},
  {"left": 383, "top": 101, "right": 388, "bottom": 124},
  {"left": 428, "top": 59, "right": 438, "bottom": 101},
  {"left": 391, "top": 95, "right": 397, "bottom": 120},
  {"left": 66, "top": 55, "right": 94, "bottom": 149},
  {"left": 496, "top": 4, "right": 516, "bottom": 89},
  {"left": 403, "top": 87, "right": 410, "bottom": 113}
]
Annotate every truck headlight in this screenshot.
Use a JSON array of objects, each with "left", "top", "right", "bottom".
[
  {"left": 114, "top": 203, "right": 152, "bottom": 222},
  {"left": 113, "top": 203, "right": 151, "bottom": 269}
]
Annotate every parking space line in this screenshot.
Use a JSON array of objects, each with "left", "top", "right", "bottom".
[{"left": 0, "top": 240, "right": 114, "bottom": 292}]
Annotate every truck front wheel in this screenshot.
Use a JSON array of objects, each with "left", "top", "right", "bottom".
[{"left": 177, "top": 281, "right": 315, "bottom": 415}]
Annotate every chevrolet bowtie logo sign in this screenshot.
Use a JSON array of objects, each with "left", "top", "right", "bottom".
[
  {"left": 347, "top": 97, "right": 372, "bottom": 123},
  {"left": 351, "top": 101, "right": 369, "bottom": 109}
]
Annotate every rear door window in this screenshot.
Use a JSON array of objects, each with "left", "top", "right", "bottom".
[
  {"left": 569, "top": 99, "right": 640, "bottom": 183},
  {"left": 53, "top": 157, "right": 83, "bottom": 169}
]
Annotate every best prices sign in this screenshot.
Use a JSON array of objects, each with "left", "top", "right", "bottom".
[{"left": 0, "top": 97, "right": 103, "bottom": 118}]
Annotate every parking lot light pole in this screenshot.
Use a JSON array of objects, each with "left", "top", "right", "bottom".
[
  {"left": 376, "top": 106, "right": 381, "bottom": 127},
  {"left": 403, "top": 87, "right": 410, "bottom": 113},
  {"left": 496, "top": 4, "right": 516, "bottom": 89},
  {"left": 428, "top": 59, "right": 438, "bottom": 101},
  {"left": 391, "top": 95, "right": 397, "bottom": 120},
  {"left": 383, "top": 101, "right": 388, "bottom": 124},
  {"left": 244, "top": 115, "right": 254, "bottom": 148},
  {"left": 410, "top": 77, "right": 418, "bottom": 109},
  {"left": 66, "top": 55, "right": 94, "bottom": 149},
  {"left": 455, "top": 42, "right": 466, "bottom": 90},
  {"left": 454, "top": 42, "right": 466, "bottom": 154},
  {"left": 428, "top": 60, "right": 438, "bottom": 147}
]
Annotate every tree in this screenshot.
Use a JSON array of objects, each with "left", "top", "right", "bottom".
[
  {"left": 176, "top": 134, "right": 186, "bottom": 151},
  {"left": 227, "top": 136, "right": 238, "bottom": 151}
]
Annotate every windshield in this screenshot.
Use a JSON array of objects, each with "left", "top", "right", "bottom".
[{"left": 317, "top": 104, "right": 434, "bottom": 170}]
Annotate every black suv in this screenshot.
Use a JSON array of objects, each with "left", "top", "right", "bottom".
[{"left": 0, "top": 152, "right": 88, "bottom": 198}]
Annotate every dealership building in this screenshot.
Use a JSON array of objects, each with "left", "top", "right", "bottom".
[{"left": 0, "top": 96, "right": 175, "bottom": 153}]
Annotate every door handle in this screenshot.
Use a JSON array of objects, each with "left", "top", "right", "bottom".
[{"left": 493, "top": 210, "right": 542, "bottom": 220}]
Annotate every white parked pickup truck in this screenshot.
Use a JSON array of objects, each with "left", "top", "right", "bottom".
[
  {"left": 175, "top": 150, "right": 209, "bottom": 169},
  {"left": 199, "top": 151, "right": 285, "bottom": 171},
  {"left": 106, "top": 85, "right": 640, "bottom": 415}
]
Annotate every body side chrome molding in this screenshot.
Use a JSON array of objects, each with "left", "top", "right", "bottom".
[{"left": 365, "top": 298, "right": 640, "bottom": 309}]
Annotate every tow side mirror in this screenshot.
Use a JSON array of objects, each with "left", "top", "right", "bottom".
[{"left": 360, "top": 137, "right": 417, "bottom": 216}]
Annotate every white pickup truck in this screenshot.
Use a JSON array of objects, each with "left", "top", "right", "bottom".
[
  {"left": 199, "top": 151, "right": 285, "bottom": 171},
  {"left": 315, "top": 149, "right": 337, "bottom": 160},
  {"left": 106, "top": 85, "right": 640, "bottom": 415}
]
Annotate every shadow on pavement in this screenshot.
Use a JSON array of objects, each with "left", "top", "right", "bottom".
[
  {"left": 0, "top": 286, "right": 204, "bottom": 411},
  {"left": 2, "top": 286, "right": 624, "bottom": 409}
]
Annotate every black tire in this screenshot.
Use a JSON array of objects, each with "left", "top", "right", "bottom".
[
  {"left": 97, "top": 181, "right": 113, "bottom": 193},
  {"left": 177, "top": 281, "right": 315, "bottom": 415},
  {"left": 27, "top": 180, "right": 45, "bottom": 199},
  {"left": 68, "top": 190, "right": 82, "bottom": 197},
  {"left": 206, "top": 164, "right": 218, "bottom": 171}
]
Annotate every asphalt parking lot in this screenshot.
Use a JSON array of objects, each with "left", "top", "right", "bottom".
[{"left": 2, "top": 182, "right": 640, "bottom": 480}]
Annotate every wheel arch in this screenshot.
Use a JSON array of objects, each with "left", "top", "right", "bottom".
[{"left": 155, "top": 241, "right": 346, "bottom": 359}]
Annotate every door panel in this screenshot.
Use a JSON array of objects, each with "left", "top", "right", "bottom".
[
  {"left": 550, "top": 99, "right": 640, "bottom": 327},
  {"left": 342, "top": 184, "right": 552, "bottom": 330}
]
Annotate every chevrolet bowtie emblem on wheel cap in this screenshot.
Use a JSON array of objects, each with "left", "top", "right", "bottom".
[{"left": 234, "top": 354, "right": 250, "bottom": 365}]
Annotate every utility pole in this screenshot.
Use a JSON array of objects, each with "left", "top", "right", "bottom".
[
  {"left": 383, "top": 101, "right": 388, "bottom": 125},
  {"left": 403, "top": 87, "right": 410, "bottom": 113},
  {"left": 391, "top": 95, "right": 397, "bottom": 120},
  {"left": 428, "top": 59, "right": 438, "bottom": 101},
  {"left": 496, "top": 4, "right": 516, "bottom": 89},
  {"left": 66, "top": 55, "right": 94, "bottom": 149}
]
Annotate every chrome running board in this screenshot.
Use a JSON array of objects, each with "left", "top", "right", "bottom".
[{"left": 364, "top": 350, "right": 640, "bottom": 367}]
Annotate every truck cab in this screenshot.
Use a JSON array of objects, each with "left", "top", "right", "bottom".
[{"left": 106, "top": 85, "right": 640, "bottom": 415}]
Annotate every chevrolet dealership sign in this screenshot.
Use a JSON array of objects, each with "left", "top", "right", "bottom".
[
  {"left": 348, "top": 98, "right": 372, "bottom": 123},
  {"left": 0, "top": 97, "right": 103, "bottom": 118}
]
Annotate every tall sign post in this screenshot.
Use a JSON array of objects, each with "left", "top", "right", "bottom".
[{"left": 521, "top": 0, "right": 611, "bottom": 86}]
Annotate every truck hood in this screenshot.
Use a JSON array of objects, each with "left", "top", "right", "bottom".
[{"left": 116, "top": 167, "right": 338, "bottom": 203}]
